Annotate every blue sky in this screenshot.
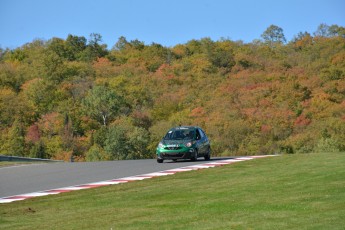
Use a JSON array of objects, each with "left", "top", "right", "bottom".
[{"left": 1, "top": 0, "right": 344, "bottom": 49}]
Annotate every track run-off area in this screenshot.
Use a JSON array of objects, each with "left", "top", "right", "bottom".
[{"left": 0, "top": 155, "right": 275, "bottom": 203}]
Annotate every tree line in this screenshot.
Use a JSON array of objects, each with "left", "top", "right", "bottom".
[{"left": 0, "top": 24, "right": 344, "bottom": 161}]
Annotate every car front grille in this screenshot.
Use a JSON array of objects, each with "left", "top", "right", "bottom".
[{"left": 165, "top": 147, "right": 182, "bottom": 150}]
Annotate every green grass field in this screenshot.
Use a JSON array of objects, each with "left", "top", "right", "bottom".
[{"left": 1, "top": 153, "right": 344, "bottom": 229}]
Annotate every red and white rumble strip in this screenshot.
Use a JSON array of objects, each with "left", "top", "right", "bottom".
[{"left": 0, "top": 155, "right": 274, "bottom": 204}]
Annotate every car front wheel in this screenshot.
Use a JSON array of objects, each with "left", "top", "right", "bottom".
[
  {"left": 157, "top": 159, "right": 163, "bottom": 163},
  {"left": 191, "top": 149, "right": 198, "bottom": 161}
]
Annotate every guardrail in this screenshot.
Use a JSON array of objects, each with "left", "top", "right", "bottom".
[{"left": 0, "top": 155, "right": 63, "bottom": 162}]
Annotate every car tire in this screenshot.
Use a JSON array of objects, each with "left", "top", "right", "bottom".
[
  {"left": 157, "top": 159, "right": 163, "bottom": 163},
  {"left": 204, "top": 148, "right": 211, "bottom": 161},
  {"left": 191, "top": 149, "right": 198, "bottom": 161},
  {"left": 204, "top": 147, "right": 211, "bottom": 161}
]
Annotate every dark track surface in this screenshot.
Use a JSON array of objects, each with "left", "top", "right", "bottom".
[{"left": 0, "top": 157, "right": 231, "bottom": 198}]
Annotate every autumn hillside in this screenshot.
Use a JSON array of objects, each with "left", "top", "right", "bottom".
[{"left": 1, "top": 24, "right": 345, "bottom": 161}]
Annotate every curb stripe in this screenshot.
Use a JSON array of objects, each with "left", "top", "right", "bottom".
[
  {"left": 184, "top": 165, "right": 214, "bottom": 169},
  {"left": 0, "top": 155, "right": 275, "bottom": 204}
]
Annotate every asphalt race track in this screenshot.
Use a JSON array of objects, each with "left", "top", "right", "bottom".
[{"left": 0, "top": 158, "right": 230, "bottom": 199}]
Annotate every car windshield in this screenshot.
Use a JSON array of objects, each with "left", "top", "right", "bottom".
[{"left": 164, "top": 128, "right": 195, "bottom": 140}]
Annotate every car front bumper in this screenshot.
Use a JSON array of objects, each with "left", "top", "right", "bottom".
[{"left": 156, "top": 147, "right": 195, "bottom": 160}]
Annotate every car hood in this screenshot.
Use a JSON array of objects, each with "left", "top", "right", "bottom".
[{"left": 162, "top": 139, "right": 191, "bottom": 146}]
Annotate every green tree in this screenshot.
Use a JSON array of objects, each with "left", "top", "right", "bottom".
[
  {"left": 86, "top": 144, "right": 105, "bottom": 161},
  {"left": 65, "top": 34, "right": 87, "bottom": 61},
  {"left": 0, "top": 88, "right": 18, "bottom": 127},
  {"left": 261, "top": 25, "right": 286, "bottom": 46},
  {"left": 314, "top": 24, "right": 345, "bottom": 38},
  {"left": 91, "top": 126, "right": 108, "bottom": 147},
  {"left": 0, "top": 62, "right": 25, "bottom": 92},
  {"left": 3, "top": 119, "right": 26, "bottom": 156},
  {"left": 104, "top": 125, "right": 128, "bottom": 160},
  {"left": 80, "top": 33, "right": 108, "bottom": 61},
  {"left": 113, "top": 36, "right": 129, "bottom": 51},
  {"left": 314, "top": 23, "right": 330, "bottom": 37},
  {"left": 43, "top": 50, "right": 66, "bottom": 83},
  {"left": 29, "top": 141, "right": 46, "bottom": 159},
  {"left": 23, "top": 78, "right": 57, "bottom": 116},
  {"left": 208, "top": 40, "right": 236, "bottom": 71},
  {"left": 129, "top": 39, "right": 145, "bottom": 50},
  {"left": 127, "top": 127, "right": 150, "bottom": 159},
  {"left": 142, "top": 43, "right": 168, "bottom": 72},
  {"left": 329, "top": 25, "right": 345, "bottom": 37},
  {"left": 82, "top": 85, "right": 123, "bottom": 126},
  {"left": 47, "top": 37, "right": 68, "bottom": 59}
]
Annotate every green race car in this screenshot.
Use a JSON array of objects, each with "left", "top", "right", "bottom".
[{"left": 156, "top": 126, "right": 211, "bottom": 163}]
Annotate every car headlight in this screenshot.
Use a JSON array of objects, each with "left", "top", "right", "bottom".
[
  {"left": 158, "top": 142, "right": 164, "bottom": 149},
  {"left": 185, "top": 142, "right": 193, "bottom": 147}
]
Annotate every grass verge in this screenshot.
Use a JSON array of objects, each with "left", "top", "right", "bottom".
[
  {"left": 1, "top": 152, "right": 344, "bottom": 229},
  {"left": 0, "top": 162, "right": 36, "bottom": 168}
]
